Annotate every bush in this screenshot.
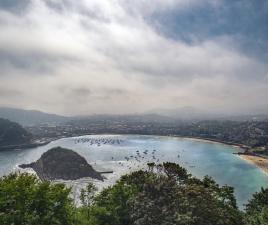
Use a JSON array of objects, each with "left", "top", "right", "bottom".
[
  {"left": 245, "top": 188, "right": 268, "bottom": 225},
  {"left": 3, "top": 163, "right": 268, "bottom": 225},
  {"left": 89, "top": 163, "right": 244, "bottom": 225},
  {"left": 0, "top": 173, "right": 73, "bottom": 225}
]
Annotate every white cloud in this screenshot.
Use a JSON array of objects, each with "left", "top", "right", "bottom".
[{"left": 0, "top": 0, "right": 267, "bottom": 115}]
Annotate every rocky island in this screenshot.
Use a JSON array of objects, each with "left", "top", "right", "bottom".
[{"left": 19, "top": 147, "right": 104, "bottom": 181}]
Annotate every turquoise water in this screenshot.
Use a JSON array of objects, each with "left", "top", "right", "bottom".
[{"left": 0, "top": 134, "right": 267, "bottom": 209}]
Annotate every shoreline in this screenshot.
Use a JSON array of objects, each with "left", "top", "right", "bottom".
[
  {"left": 0, "top": 141, "right": 50, "bottom": 152},
  {"left": 176, "top": 136, "right": 268, "bottom": 175},
  {"left": 238, "top": 154, "right": 268, "bottom": 174},
  {"left": 69, "top": 133, "right": 268, "bottom": 174},
  {"left": 174, "top": 136, "right": 244, "bottom": 149},
  {"left": 5, "top": 132, "right": 268, "bottom": 175}
]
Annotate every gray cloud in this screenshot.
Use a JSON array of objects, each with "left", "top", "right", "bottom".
[
  {"left": 0, "top": 51, "right": 77, "bottom": 75},
  {"left": 0, "top": 0, "right": 30, "bottom": 14},
  {"left": 0, "top": 0, "right": 267, "bottom": 115},
  {"left": 71, "top": 88, "right": 92, "bottom": 97},
  {"left": 0, "top": 87, "right": 21, "bottom": 97}
]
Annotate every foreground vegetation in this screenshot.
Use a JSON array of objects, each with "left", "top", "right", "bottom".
[{"left": 1, "top": 163, "right": 268, "bottom": 225}]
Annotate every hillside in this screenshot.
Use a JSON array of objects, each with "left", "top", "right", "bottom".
[
  {"left": 0, "top": 107, "right": 69, "bottom": 126},
  {"left": 0, "top": 118, "right": 32, "bottom": 147}
]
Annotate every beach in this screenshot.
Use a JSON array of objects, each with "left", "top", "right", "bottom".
[
  {"left": 181, "top": 136, "right": 268, "bottom": 175},
  {"left": 238, "top": 154, "right": 268, "bottom": 174}
]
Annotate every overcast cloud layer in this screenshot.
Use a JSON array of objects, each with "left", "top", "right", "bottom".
[{"left": 0, "top": 0, "right": 267, "bottom": 115}]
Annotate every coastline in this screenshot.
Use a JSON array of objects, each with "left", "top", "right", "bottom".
[
  {"left": 171, "top": 135, "right": 268, "bottom": 175},
  {"left": 238, "top": 154, "right": 268, "bottom": 174},
  {"left": 4, "top": 132, "right": 268, "bottom": 176},
  {"left": 179, "top": 136, "right": 268, "bottom": 175},
  {"left": 171, "top": 135, "right": 244, "bottom": 149},
  {"left": 0, "top": 141, "right": 50, "bottom": 152}
]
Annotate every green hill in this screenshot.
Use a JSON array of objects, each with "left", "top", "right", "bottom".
[
  {"left": 0, "top": 118, "right": 32, "bottom": 147},
  {"left": 0, "top": 107, "right": 69, "bottom": 126}
]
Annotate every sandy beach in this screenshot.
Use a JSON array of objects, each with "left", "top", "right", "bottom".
[
  {"left": 182, "top": 137, "right": 233, "bottom": 146},
  {"left": 238, "top": 154, "right": 268, "bottom": 174},
  {"left": 173, "top": 136, "right": 243, "bottom": 149}
]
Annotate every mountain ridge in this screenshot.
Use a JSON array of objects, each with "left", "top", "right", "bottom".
[
  {"left": 0, "top": 107, "right": 69, "bottom": 126},
  {"left": 0, "top": 118, "right": 32, "bottom": 147}
]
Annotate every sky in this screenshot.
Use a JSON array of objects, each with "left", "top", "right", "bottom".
[{"left": 0, "top": 0, "right": 267, "bottom": 116}]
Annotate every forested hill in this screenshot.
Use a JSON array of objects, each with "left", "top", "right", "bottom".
[
  {"left": 0, "top": 118, "right": 32, "bottom": 147},
  {"left": 0, "top": 107, "right": 69, "bottom": 126}
]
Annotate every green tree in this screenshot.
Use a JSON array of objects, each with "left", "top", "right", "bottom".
[
  {"left": 80, "top": 183, "right": 97, "bottom": 222},
  {"left": 0, "top": 173, "right": 73, "bottom": 225},
  {"left": 128, "top": 172, "right": 243, "bottom": 225},
  {"left": 91, "top": 181, "right": 138, "bottom": 225},
  {"left": 245, "top": 188, "right": 268, "bottom": 225},
  {"left": 89, "top": 162, "right": 243, "bottom": 225}
]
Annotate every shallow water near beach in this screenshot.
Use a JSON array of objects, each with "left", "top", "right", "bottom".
[{"left": 0, "top": 134, "right": 268, "bottom": 209}]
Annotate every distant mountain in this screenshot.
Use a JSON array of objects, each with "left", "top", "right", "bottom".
[
  {"left": 218, "top": 114, "right": 268, "bottom": 122},
  {"left": 147, "top": 107, "right": 219, "bottom": 120},
  {"left": 0, "top": 107, "right": 177, "bottom": 127},
  {"left": 1, "top": 106, "right": 267, "bottom": 127},
  {"left": 0, "top": 118, "right": 32, "bottom": 147},
  {"left": 147, "top": 107, "right": 268, "bottom": 122},
  {"left": 0, "top": 107, "right": 69, "bottom": 126},
  {"left": 69, "top": 113, "right": 176, "bottom": 126}
]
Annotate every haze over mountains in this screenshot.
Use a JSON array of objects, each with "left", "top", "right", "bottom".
[
  {"left": 0, "top": 107, "right": 267, "bottom": 127},
  {"left": 0, "top": 107, "right": 68, "bottom": 126}
]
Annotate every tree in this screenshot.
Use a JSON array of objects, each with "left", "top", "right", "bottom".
[
  {"left": 245, "top": 188, "right": 268, "bottom": 225},
  {"left": 162, "top": 162, "right": 190, "bottom": 182},
  {"left": 89, "top": 163, "right": 243, "bottom": 225},
  {"left": 0, "top": 173, "right": 73, "bottom": 225},
  {"left": 80, "top": 183, "right": 97, "bottom": 221},
  {"left": 91, "top": 181, "right": 137, "bottom": 225},
  {"left": 128, "top": 171, "right": 243, "bottom": 225},
  {"left": 0, "top": 163, "right": 256, "bottom": 225}
]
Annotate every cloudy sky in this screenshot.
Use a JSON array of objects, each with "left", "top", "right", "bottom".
[{"left": 0, "top": 0, "right": 267, "bottom": 116}]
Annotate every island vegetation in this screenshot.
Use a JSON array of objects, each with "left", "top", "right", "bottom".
[{"left": 1, "top": 162, "right": 268, "bottom": 225}]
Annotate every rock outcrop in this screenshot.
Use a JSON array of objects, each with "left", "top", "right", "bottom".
[{"left": 20, "top": 147, "right": 103, "bottom": 181}]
